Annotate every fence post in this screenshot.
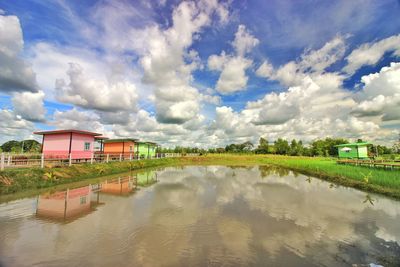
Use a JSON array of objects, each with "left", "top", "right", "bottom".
[
  {"left": 106, "top": 154, "right": 109, "bottom": 163},
  {"left": 0, "top": 153, "right": 4, "bottom": 171},
  {"left": 129, "top": 153, "right": 132, "bottom": 161},
  {"left": 40, "top": 153, "right": 44, "bottom": 168},
  {"left": 7, "top": 154, "right": 11, "bottom": 166},
  {"left": 69, "top": 153, "right": 72, "bottom": 166},
  {"left": 119, "top": 154, "right": 122, "bottom": 162},
  {"left": 90, "top": 153, "right": 94, "bottom": 164}
]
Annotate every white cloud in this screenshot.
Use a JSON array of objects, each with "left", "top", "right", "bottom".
[
  {"left": 0, "top": 109, "right": 36, "bottom": 144},
  {"left": 255, "top": 61, "right": 274, "bottom": 78},
  {"left": 215, "top": 57, "right": 252, "bottom": 94},
  {"left": 55, "top": 63, "right": 138, "bottom": 112},
  {"left": 131, "top": 0, "right": 229, "bottom": 124},
  {"left": 232, "top": 24, "right": 260, "bottom": 57},
  {"left": 299, "top": 36, "right": 346, "bottom": 72},
  {"left": 352, "top": 62, "right": 400, "bottom": 121},
  {"left": 344, "top": 34, "right": 400, "bottom": 74},
  {"left": 208, "top": 24, "right": 258, "bottom": 94},
  {"left": 256, "top": 36, "right": 346, "bottom": 87},
  {"left": 12, "top": 91, "right": 46, "bottom": 122},
  {"left": 0, "top": 13, "right": 38, "bottom": 93},
  {"left": 50, "top": 108, "right": 106, "bottom": 134}
]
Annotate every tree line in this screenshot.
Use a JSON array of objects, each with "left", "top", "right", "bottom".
[
  {"left": 160, "top": 138, "right": 398, "bottom": 157},
  {"left": 1, "top": 137, "right": 399, "bottom": 157},
  {"left": 222, "top": 138, "right": 397, "bottom": 157},
  {"left": 0, "top": 140, "right": 41, "bottom": 153}
]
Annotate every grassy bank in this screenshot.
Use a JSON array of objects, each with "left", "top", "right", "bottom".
[
  {"left": 1, "top": 155, "right": 399, "bottom": 200},
  {"left": 0, "top": 158, "right": 180, "bottom": 195}
]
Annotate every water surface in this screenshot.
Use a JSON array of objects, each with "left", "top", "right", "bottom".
[{"left": 0, "top": 166, "right": 399, "bottom": 266}]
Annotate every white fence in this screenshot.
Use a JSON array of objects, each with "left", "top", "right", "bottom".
[{"left": 0, "top": 152, "right": 200, "bottom": 170}]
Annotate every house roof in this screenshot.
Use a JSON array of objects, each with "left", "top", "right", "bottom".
[
  {"left": 137, "top": 141, "right": 158, "bottom": 146},
  {"left": 103, "top": 138, "right": 138, "bottom": 143},
  {"left": 94, "top": 136, "right": 109, "bottom": 140},
  {"left": 33, "top": 129, "right": 102, "bottom": 136},
  {"left": 335, "top": 142, "right": 372, "bottom": 147}
]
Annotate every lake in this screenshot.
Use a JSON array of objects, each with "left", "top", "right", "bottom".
[{"left": 0, "top": 166, "right": 399, "bottom": 267}]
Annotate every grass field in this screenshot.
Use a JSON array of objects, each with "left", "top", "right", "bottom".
[{"left": 0, "top": 154, "right": 399, "bottom": 200}]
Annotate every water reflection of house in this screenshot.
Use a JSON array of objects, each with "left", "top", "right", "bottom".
[
  {"left": 100, "top": 177, "right": 136, "bottom": 195},
  {"left": 36, "top": 185, "right": 100, "bottom": 221}
]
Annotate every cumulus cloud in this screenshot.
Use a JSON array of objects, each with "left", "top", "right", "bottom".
[
  {"left": 50, "top": 108, "right": 106, "bottom": 133},
  {"left": 12, "top": 91, "right": 46, "bottom": 122},
  {"left": 343, "top": 34, "right": 400, "bottom": 74},
  {"left": 0, "top": 109, "right": 36, "bottom": 144},
  {"left": 112, "top": 109, "right": 208, "bottom": 146},
  {"left": 214, "top": 56, "right": 252, "bottom": 94},
  {"left": 256, "top": 36, "right": 346, "bottom": 87},
  {"left": 208, "top": 24, "right": 259, "bottom": 94},
  {"left": 55, "top": 63, "right": 138, "bottom": 112},
  {"left": 0, "top": 13, "right": 38, "bottom": 93},
  {"left": 352, "top": 62, "right": 400, "bottom": 121},
  {"left": 133, "top": 0, "right": 229, "bottom": 123},
  {"left": 232, "top": 24, "right": 260, "bottom": 57}
]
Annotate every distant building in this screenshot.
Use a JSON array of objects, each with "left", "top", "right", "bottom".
[
  {"left": 103, "top": 138, "right": 138, "bottom": 156},
  {"left": 336, "top": 142, "right": 371, "bottom": 159},
  {"left": 34, "top": 129, "right": 103, "bottom": 159},
  {"left": 136, "top": 142, "right": 158, "bottom": 158}
]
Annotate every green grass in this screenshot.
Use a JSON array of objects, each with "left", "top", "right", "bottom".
[{"left": 1, "top": 154, "right": 399, "bottom": 200}]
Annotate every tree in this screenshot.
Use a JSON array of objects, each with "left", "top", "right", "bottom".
[
  {"left": 22, "top": 140, "right": 41, "bottom": 152},
  {"left": 290, "top": 139, "right": 304, "bottom": 156},
  {"left": 1, "top": 140, "right": 21, "bottom": 152},
  {"left": 311, "top": 138, "right": 348, "bottom": 157},
  {"left": 274, "top": 138, "right": 290, "bottom": 155},
  {"left": 393, "top": 134, "right": 400, "bottom": 154},
  {"left": 0, "top": 140, "right": 41, "bottom": 153},
  {"left": 255, "top": 137, "right": 269, "bottom": 154},
  {"left": 242, "top": 141, "right": 254, "bottom": 151}
]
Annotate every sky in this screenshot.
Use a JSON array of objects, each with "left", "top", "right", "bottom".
[{"left": 0, "top": 0, "right": 400, "bottom": 147}]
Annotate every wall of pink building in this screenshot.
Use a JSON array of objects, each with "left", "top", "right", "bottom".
[
  {"left": 42, "top": 133, "right": 95, "bottom": 159},
  {"left": 70, "top": 133, "right": 94, "bottom": 159},
  {"left": 43, "top": 133, "right": 70, "bottom": 152}
]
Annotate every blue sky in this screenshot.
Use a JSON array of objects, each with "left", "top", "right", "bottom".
[{"left": 0, "top": 0, "right": 400, "bottom": 147}]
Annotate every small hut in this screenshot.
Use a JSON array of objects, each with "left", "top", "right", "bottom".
[{"left": 335, "top": 142, "right": 371, "bottom": 159}]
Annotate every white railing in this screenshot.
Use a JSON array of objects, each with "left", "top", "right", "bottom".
[{"left": 0, "top": 152, "right": 199, "bottom": 170}]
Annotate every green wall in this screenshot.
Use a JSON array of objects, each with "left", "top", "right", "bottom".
[
  {"left": 338, "top": 145, "right": 368, "bottom": 158},
  {"left": 136, "top": 143, "right": 157, "bottom": 158}
]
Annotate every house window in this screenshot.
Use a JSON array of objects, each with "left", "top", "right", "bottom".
[
  {"left": 130, "top": 145, "right": 133, "bottom": 152},
  {"left": 80, "top": 196, "right": 86, "bottom": 205},
  {"left": 84, "top": 142, "right": 91, "bottom": 151}
]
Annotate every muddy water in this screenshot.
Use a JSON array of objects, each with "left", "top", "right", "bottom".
[{"left": 0, "top": 166, "right": 399, "bottom": 267}]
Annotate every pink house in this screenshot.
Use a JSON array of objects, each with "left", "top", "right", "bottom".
[{"left": 34, "top": 129, "right": 103, "bottom": 159}]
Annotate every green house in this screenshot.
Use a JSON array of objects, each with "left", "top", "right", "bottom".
[
  {"left": 136, "top": 142, "right": 158, "bottom": 158},
  {"left": 335, "top": 142, "right": 371, "bottom": 159}
]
